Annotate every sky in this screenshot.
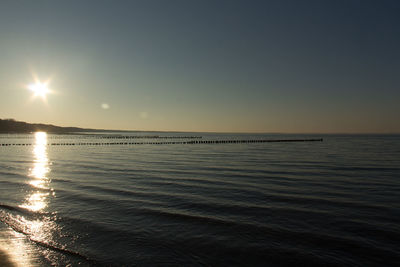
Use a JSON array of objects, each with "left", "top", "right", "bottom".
[{"left": 0, "top": 0, "right": 399, "bottom": 133}]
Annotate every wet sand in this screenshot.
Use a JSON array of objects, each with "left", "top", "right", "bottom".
[
  {"left": 0, "top": 226, "right": 34, "bottom": 267},
  {"left": 0, "top": 249, "right": 15, "bottom": 267}
]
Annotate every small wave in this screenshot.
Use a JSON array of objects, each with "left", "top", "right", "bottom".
[
  {"left": 0, "top": 203, "right": 48, "bottom": 217},
  {"left": 332, "top": 166, "right": 400, "bottom": 172}
]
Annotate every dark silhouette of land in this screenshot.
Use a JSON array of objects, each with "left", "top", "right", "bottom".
[{"left": 0, "top": 118, "right": 101, "bottom": 133}]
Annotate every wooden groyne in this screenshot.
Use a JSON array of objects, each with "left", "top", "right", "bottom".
[
  {"left": 1, "top": 138, "right": 323, "bottom": 147},
  {"left": 0, "top": 135, "right": 202, "bottom": 139}
]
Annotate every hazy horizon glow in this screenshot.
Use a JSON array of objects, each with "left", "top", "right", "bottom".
[{"left": 1, "top": 0, "right": 399, "bottom": 133}]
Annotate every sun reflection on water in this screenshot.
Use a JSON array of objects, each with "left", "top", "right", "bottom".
[{"left": 20, "top": 132, "right": 52, "bottom": 212}]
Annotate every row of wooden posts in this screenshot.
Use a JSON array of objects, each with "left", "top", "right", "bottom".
[
  {"left": 0, "top": 135, "right": 202, "bottom": 139},
  {"left": 1, "top": 138, "right": 323, "bottom": 146}
]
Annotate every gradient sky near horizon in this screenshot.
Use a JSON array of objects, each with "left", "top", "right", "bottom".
[{"left": 0, "top": 0, "right": 399, "bottom": 133}]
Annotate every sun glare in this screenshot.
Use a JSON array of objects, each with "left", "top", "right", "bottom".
[{"left": 28, "top": 81, "right": 50, "bottom": 99}]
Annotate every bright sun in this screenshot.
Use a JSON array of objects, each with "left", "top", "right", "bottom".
[{"left": 28, "top": 81, "right": 50, "bottom": 99}]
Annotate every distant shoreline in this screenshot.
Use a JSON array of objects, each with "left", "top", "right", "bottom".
[
  {"left": 1, "top": 119, "right": 399, "bottom": 135},
  {"left": 0, "top": 118, "right": 109, "bottom": 134}
]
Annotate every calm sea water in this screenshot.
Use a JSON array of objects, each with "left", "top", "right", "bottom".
[{"left": 0, "top": 133, "right": 399, "bottom": 266}]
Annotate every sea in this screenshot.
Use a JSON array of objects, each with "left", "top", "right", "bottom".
[{"left": 0, "top": 132, "right": 399, "bottom": 266}]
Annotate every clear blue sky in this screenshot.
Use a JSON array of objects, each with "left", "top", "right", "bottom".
[{"left": 1, "top": 0, "right": 399, "bottom": 133}]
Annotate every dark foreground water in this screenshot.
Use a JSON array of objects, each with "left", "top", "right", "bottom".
[{"left": 0, "top": 133, "right": 399, "bottom": 266}]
